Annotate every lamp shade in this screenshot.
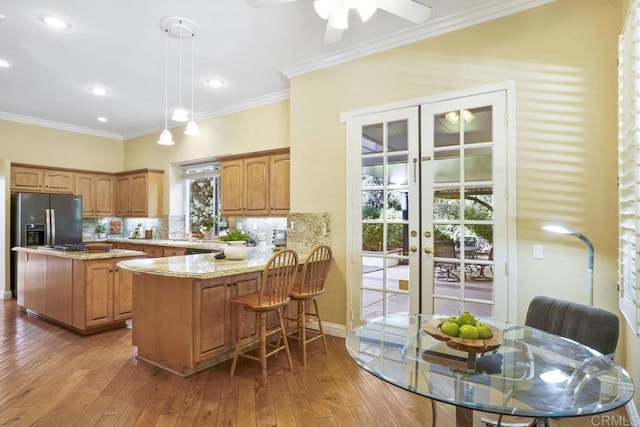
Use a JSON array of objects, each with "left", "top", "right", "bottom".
[
  {"left": 184, "top": 120, "right": 200, "bottom": 136},
  {"left": 157, "top": 129, "right": 174, "bottom": 145},
  {"left": 171, "top": 107, "right": 189, "bottom": 122}
]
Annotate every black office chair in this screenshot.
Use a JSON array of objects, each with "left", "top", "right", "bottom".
[{"left": 482, "top": 296, "right": 620, "bottom": 427}]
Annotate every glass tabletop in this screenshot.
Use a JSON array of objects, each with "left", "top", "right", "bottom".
[{"left": 345, "top": 314, "right": 635, "bottom": 419}]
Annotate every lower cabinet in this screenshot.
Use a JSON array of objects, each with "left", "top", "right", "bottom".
[{"left": 16, "top": 252, "right": 141, "bottom": 334}]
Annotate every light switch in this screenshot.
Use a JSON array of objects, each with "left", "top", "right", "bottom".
[{"left": 533, "top": 244, "right": 544, "bottom": 259}]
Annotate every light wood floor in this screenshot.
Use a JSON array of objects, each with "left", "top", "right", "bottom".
[{"left": 0, "top": 299, "right": 631, "bottom": 426}]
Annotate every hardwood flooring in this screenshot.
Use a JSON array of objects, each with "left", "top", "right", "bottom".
[{"left": 0, "top": 299, "right": 631, "bottom": 426}]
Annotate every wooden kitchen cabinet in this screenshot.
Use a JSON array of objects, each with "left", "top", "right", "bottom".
[
  {"left": 194, "top": 277, "right": 231, "bottom": 363},
  {"left": 269, "top": 153, "right": 291, "bottom": 216},
  {"left": 11, "top": 166, "right": 43, "bottom": 192},
  {"left": 163, "top": 247, "right": 186, "bottom": 257},
  {"left": 219, "top": 148, "right": 290, "bottom": 217},
  {"left": 116, "top": 170, "right": 164, "bottom": 217},
  {"left": 143, "top": 246, "right": 163, "bottom": 258},
  {"left": 75, "top": 173, "right": 115, "bottom": 217},
  {"left": 15, "top": 250, "right": 142, "bottom": 334},
  {"left": 44, "top": 170, "right": 74, "bottom": 193}
]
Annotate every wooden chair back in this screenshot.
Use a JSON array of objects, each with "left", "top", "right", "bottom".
[
  {"left": 259, "top": 249, "right": 298, "bottom": 306},
  {"left": 299, "top": 245, "right": 332, "bottom": 296}
]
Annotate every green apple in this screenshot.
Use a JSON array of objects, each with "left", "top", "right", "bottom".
[
  {"left": 457, "top": 311, "right": 477, "bottom": 326},
  {"left": 440, "top": 321, "right": 460, "bottom": 337},
  {"left": 475, "top": 321, "right": 493, "bottom": 339},
  {"left": 458, "top": 324, "right": 480, "bottom": 339}
]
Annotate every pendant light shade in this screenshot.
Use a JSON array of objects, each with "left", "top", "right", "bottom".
[
  {"left": 157, "top": 26, "right": 174, "bottom": 146},
  {"left": 171, "top": 107, "right": 189, "bottom": 122},
  {"left": 184, "top": 32, "right": 200, "bottom": 136},
  {"left": 157, "top": 129, "right": 174, "bottom": 145}
]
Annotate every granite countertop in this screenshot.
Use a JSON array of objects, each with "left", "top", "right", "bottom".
[
  {"left": 117, "top": 247, "right": 302, "bottom": 279},
  {"left": 105, "top": 238, "right": 223, "bottom": 251},
  {"left": 12, "top": 246, "right": 145, "bottom": 260}
]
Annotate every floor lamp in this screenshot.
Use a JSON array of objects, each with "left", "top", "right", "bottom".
[{"left": 542, "top": 223, "right": 594, "bottom": 306}]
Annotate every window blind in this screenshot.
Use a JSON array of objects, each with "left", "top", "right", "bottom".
[{"left": 618, "top": 0, "right": 640, "bottom": 335}]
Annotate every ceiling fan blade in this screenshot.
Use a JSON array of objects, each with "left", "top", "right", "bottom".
[
  {"left": 248, "top": 0, "right": 296, "bottom": 7},
  {"left": 324, "top": 23, "right": 344, "bottom": 44},
  {"left": 376, "top": 0, "right": 432, "bottom": 24}
]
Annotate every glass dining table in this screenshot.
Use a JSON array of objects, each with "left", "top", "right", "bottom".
[{"left": 345, "top": 314, "right": 635, "bottom": 427}]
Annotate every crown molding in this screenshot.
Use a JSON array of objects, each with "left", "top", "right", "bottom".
[
  {"left": 280, "top": 0, "right": 556, "bottom": 78},
  {"left": 122, "top": 89, "right": 291, "bottom": 140},
  {"left": 0, "top": 111, "right": 123, "bottom": 140}
]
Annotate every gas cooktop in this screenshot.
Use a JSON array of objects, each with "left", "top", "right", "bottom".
[{"left": 51, "top": 244, "right": 87, "bottom": 252}]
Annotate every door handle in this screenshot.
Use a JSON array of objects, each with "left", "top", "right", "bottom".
[
  {"left": 409, "top": 245, "right": 418, "bottom": 253},
  {"left": 424, "top": 247, "right": 433, "bottom": 254}
]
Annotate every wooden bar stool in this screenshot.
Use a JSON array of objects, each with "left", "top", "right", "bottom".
[
  {"left": 229, "top": 249, "right": 298, "bottom": 386},
  {"left": 286, "top": 245, "right": 332, "bottom": 366}
]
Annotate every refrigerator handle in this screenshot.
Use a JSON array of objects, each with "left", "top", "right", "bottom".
[
  {"left": 45, "top": 208, "right": 52, "bottom": 246},
  {"left": 50, "top": 209, "right": 56, "bottom": 246}
]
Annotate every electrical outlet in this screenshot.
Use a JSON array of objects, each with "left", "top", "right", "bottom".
[
  {"left": 321, "top": 222, "right": 327, "bottom": 236},
  {"left": 533, "top": 244, "right": 544, "bottom": 259}
]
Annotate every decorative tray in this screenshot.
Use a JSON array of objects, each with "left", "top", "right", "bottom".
[{"left": 423, "top": 318, "right": 503, "bottom": 353}]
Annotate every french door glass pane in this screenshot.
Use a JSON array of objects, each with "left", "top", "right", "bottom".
[
  {"left": 464, "top": 147, "right": 492, "bottom": 182},
  {"left": 464, "top": 106, "right": 492, "bottom": 145},
  {"left": 434, "top": 150, "right": 460, "bottom": 183},
  {"left": 362, "top": 124, "right": 383, "bottom": 154},
  {"left": 387, "top": 120, "right": 408, "bottom": 152}
]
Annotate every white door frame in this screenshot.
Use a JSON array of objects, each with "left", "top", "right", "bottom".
[{"left": 345, "top": 81, "right": 518, "bottom": 331}]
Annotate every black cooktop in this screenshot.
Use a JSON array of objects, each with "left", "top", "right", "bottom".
[{"left": 51, "top": 244, "right": 87, "bottom": 252}]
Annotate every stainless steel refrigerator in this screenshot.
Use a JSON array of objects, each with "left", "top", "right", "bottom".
[{"left": 10, "top": 192, "right": 83, "bottom": 297}]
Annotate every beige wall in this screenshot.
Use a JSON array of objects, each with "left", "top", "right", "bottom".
[
  {"left": 123, "top": 100, "right": 290, "bottom": 215},
  {"left": 290, "top": 0, "right": 637, "bottom": 408},
  {"left": 0, "top": 119, "right": 124, "bottom": 172}
]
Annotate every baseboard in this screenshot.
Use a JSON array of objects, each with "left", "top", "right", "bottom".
[
  {"left": 2, "top": 290, "right": 13, "bottom": 300},
  {"left": 306, "top": 320, "right": 347, "bottom": 339},
  {"left": 626, "top": 399, "right": 639, "bottom": 425}
]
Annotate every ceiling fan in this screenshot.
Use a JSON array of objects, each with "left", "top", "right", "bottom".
[{"left": 248, "top": 0, "right": 432, "bottom": 44}]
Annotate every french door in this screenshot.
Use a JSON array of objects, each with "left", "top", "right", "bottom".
[{"left": 347, "top": 87, "right": 513, "bottom": 328}]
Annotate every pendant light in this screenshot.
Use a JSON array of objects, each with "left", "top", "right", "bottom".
[
  {"left": 184, "top": 31, "right": 200, "bottom": 136},
  {"left": 171, "top": 20, "right": 189, "bottom": 122},
  {"left": 157, "top": 26, "right": 174, "bottom": 145}
]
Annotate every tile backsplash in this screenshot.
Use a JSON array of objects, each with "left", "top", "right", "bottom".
[{"left": 286, "top": 212, "right": 331, "bottom": 255}]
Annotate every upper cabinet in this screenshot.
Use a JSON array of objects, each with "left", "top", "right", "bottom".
[
  {"left": 11, "top": 165, "right": 74, "bottom": 194},
  {"left": 219, "top": 148, "right": 290, "bottom": 217},
  {"left": 75, "top": 173, "right": 115, "bottom": 217},
  {"left": 116, "top": 170, "right": 164, "bottom": 217}
]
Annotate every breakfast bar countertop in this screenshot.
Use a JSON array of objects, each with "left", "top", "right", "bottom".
[
  {"left": 12, "top": 246, "right": 146, "bottom": 260},
  {"left": 116, "top": 247, "right": 294, "bottom": 279}
]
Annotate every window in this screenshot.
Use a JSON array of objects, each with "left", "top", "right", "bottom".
[
  {"left": 617, "top": 0, "right": 640, "bottom": 336},
  {"left": 183, "top": 162, "right": 221, "bottom": 236}
]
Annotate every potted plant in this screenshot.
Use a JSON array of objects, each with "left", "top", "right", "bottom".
[
  {"left": 95, "top": 222, "right": 107, "bottom": 240},
  {"left": 218, "top": 230, "right": 251, "bottom": 260}
]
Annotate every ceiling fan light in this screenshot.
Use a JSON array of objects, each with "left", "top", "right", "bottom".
[
  {"left": 328, "top": 5, "right": 349, "bottom": 29},
  {"left": 157, "top": 129, "right": 174, "bottom": 145},
  {"left": 462, "top": 109, "right": 475, "bottom": 123},
  {"left": 314, "top": 0, "right": 339, "bottom": 20},
  {"left": 171, "top": 107, "right": 189, "bottom": 122},
  {"left": 184, "top": 120, "right": 200, "bottom": 136},
  {"left": 356, "top": 0, "right": 377, "bottom": 22}
]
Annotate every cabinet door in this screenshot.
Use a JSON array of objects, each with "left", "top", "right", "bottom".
[
  {"left": 45, "top": 256, "right": 73, "bottom": 325},
  {"left": 194, "top": 279, "right": 230, "bottom": 362},
  {"left": 130, "top": 174, "right": 148, "bottom": 216},
  {"left": 75, "top": 174, "right": 96, "bottom": 217},
  {"left": 270, "top": 154, "right": 290, "bottom": 215},
  {"left": 11, "top": 167, "right": 43, "bottom": 192},
  {"left": 21, "top": 252, "right": 47, "bottom": 313},
  {"left": 144, "top": 246, "right": 163, "bottom": 258},
  {"left": 244, "top": 157, "right": 270, "bottom": 216},
  {"left": 85, "top": 262, "right": 114, "bottom": 327},
  {"left": 44, "top": 170, "right": 74, "bottom": 193},
  {"left": 113, "top": 266, "right": 133, "bottom": 320},
  {"left": 230, "top": 272, "right": 260, "bottom": 343},
  {"left": 163, "top": 247, "right": 186, "bottom": 257},
  {"left": 116, "top": 176, "right": 131, "bottom": 216},
  {"left": 220, "top": 160, "right": 244, "bottom": 216},
  {"left": 95, "top": 175, "right": 115, "bottom": 216}
]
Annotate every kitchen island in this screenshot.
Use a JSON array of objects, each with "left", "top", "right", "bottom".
[
  {"left": 117, "top": 247, "right": 301, "bottom": 377},
  {"left": 13, "top": 246, "right": 145, "bottom": 334}
]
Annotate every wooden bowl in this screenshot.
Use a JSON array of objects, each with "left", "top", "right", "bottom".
[{"left": 423, "top": 318, "right": 502, "bottom": 353}]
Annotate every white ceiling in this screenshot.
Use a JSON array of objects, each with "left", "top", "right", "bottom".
[{"left": 0, "top": 0, "right": 553, "bottom": 140}]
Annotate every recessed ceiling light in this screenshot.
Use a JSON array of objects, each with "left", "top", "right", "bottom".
[
  {"left": 0, "top": 14, "right": 6, "bottom": 20},
  {"left": 0, "top": 59, "right": 10, "bottom": 68},
  {"left": 90, "top": 86, "right": 109, "bottom": 96},
  {"left": 97, "top": 117, "right": 108, "bottom": 122},
  {"left": 206, "top": 79, "right": 224, "bottom": 88},
  {"left": 41, "top": 15, "right": 70, "bottom": 29}
]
